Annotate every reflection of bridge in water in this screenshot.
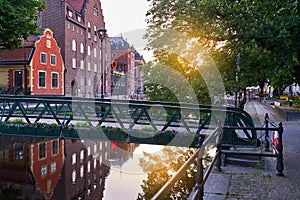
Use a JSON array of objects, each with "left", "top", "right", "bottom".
[{"left": 0, "top": 95, "right": 257, "bottom": 148}]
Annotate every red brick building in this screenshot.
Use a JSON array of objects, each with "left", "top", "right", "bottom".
[
  {"left": 0, "top": 137, "right": 64, "bottom": 200},
  {"left": 31, "top": 139, "right": 64, "bottom": 199},
  {"left": 39, "top": 0, "right": 111, "bottom": 97},
  {"left": 0, "top": 28, "right": 64, "bottom": 95},
  {"left": 110, "top": 37, "right": 145, "bottom": 97}
]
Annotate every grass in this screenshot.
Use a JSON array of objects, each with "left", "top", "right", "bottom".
[
  {"left": 251, "top": 159, "right": 264, "bottom": 170},
  {"left": 282, "top": 100, "right": 300, "bottom": 111}
]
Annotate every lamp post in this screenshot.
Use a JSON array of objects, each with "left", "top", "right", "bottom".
[
  {"left": 97, "top": 27, "right": 107, "bottom": 99},
  {"left": 235, "top": 53, "right": 240, "bottom": 108}
]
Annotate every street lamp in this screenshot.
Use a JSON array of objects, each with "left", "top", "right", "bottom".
[{"left": 97, "top": 27, "right": 107, "bottom": 99}]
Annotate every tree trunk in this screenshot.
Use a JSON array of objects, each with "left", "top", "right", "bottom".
[
  {"left": 259, "top": 81, "right": 264, "bottom": 94},
  {"left": 289, "top": 85, "right": 293, "bottom": 99}
]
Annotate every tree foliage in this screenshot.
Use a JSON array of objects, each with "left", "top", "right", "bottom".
[
  {"left": 145, "top": 0, "right": 300, "bottom": 94},
  {"left": 0, "top": 0, "right": 46, "bottom": 50}
]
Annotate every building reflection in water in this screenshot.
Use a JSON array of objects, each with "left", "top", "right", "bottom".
[{"left": 0, "top": 135, "right": 139, "bottom": 200}]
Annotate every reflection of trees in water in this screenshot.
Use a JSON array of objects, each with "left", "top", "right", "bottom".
[
  {"left": 137, "top": 146, "right": 213, "bottom": 200},
  {"left": 0, "top": 182, "right": 23, "bottom": 200}
]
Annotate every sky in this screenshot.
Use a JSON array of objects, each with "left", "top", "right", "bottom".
[{"left": 101, "top": 0, "right": 153, "bottom": 61}]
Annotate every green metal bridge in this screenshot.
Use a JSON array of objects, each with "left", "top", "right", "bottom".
[{"left": 0, "top": 95, "right": 257, "bottom": 148}]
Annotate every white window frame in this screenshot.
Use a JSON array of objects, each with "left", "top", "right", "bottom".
[
  {"left": 40, "top": 52, "right": 47, "bottom": 64},
  {"left": 72, "top": 39, "right": 76, "bottom": 51},
  {"left": 50, "top": 54, "right": 56, "bottom": 66},
  {"left": 72, "top": 58, "right": 76, "bottom": 68},
  {"left": 80, "top": 43, "right": 84, "bottom": 53}
]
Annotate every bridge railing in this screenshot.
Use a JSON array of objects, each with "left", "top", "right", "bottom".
[
  {"left": 151, "top": 124, "right": 222, "bottom": 200},
  {"left": 152, "top": 113, "right": 284, "bottom": 199},
  {"left": 0, "top": 95, "right": 258, "bottom": 147},
  {"left": 223, "top": 113, "right": 284, "bottom": 176}
]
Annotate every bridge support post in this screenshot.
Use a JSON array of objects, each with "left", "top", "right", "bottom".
[
  {"left": 264, "top": 113, "right": 270, "bottom": 151},
  {"left": 194, "top": 135, "right": 204, "bottom": 200},
  {"left": 276, "top": 122, "right": 284, "bottom": 176},
  {"left": 195, "top": 157, "right": 204, "bottom": 200}
]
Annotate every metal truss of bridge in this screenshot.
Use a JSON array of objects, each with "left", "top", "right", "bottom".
[{"left": 0, "top": 95, "right": 257, "bottom": 148}]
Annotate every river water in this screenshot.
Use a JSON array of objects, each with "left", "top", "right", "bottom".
[{"left": 0, "top": 135, "right": 192, "bottom": 200}]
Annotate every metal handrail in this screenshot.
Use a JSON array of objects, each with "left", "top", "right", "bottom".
[{"left": 151, "top": 126, "right": 221, "bottom": 200}]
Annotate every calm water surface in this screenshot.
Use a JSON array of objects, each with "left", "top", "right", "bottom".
[{"left": 0, "top": 135, "right": 190, "bottom": 200}]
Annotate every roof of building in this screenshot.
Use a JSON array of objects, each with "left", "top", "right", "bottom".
[
  {"left": 0, "top": 168, "right": 35, "bottom": 185},
  {"left": 133, "top": 50, "right": 144, "bottom": 61},
  {"left": 110, "top": 37, "right": 131, "bottom": 50},
  {"left": 67, "top": 0, "right": 85, "bottom": 13},
  {"left": 0, "top": 36, "right": 37, "bottom": 65}
]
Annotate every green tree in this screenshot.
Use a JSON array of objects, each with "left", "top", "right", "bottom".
[
  {"left": 0, "top": 0, "right": 46, "bottom": 50},
  {"left": 142, "top": 53, "right": 211, "bottom": 104},
  {"left": 145, "top": 0, "right": 300, "bottom": 95}
]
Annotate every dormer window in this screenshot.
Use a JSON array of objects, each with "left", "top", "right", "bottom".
[{"left": 68, "top": 10, "right": 72, "bottom": 18}]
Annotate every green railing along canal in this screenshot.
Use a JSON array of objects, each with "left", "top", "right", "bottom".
[{"left": 0, "top": 95, "right": 257, "bottom": 148}]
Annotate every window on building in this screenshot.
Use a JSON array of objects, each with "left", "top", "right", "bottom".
[
  {"left": 94, "top": 159, "right": 97, "bottom": 168},
  {"left": 41, "top": 53, "right": 47, "bottom": 64},
  {"left": 87, "top": 146, "right": 90, "bottom": 155},
  {"left": 87, "top": 161, "right": 91, "bottom": 172},
  {"left": 46, "top": 40, "right": 51, "bottom": 48},
  {"left": 72, "top": 153, "right": 76, "bottom": 164},
  {"left": 72, "top": 58, "right": 76, "bottom": 68},
  {"left": 15, "top": 149, "right": 24, "bottom": 160},
  {"left": 50, "top": 54, "right": 56, "bottom": 65},
  {"left": 68, "top": 10, "right": 72, "bottom": 17},
  {"left": 52, "top": 140, "right": 58, "bottom": 155},
  {"left": 93, "top": 5, "right": 98, "bottom": 16},
  {"left": 52, "top": 73, "right": 58, "bottom": 88},
  {"left": 72, "top": 170, "right": 76, "bottom": 184},
  {"left": 80, "top": 165, "right": 84, "bottom": 177},
  {"left": 94, "top": 144, "right": 97, "bottom": 153},
  {"left": 51, "top": 162, "right": 56, "bottom": 173},
  {"left": 38, "top": 71, "right": 46, "bottom": 88},
  {"left": 67, "top": 22, "right": 71, "bottom": 29},
  {"left": 80, "top": 149, "right": 84, "bottom": 162},
  {"left": 88, "top": 22, "right": 91, "bottom": 39},
  {"left": 88, "top": 46, "right": 91, "bottom": 56},
  {"left": 94, "top": 64, "right": 97, "bottom": 72},
  {"left": 72, "top": 39, "right": 76, "bottom": 51},
  {"left": 80, "top": 60, "right": 84, "bottom": 70},
  {"left": 39, "top": 142, "right": 46, "bottom": 159},
  {"left": 88, "top": 62, "right": 91, "bottom": 71},
  {"left": 94, "top": 48, "right": 97, "bottom": 57},
  {"left": 77, "top": 15, "right": 81, "bottom": 22},
  {"left": 80, "top": 43, "right": 84, "bottom": 53},
  {"left": 41, "top": 165, "right": 47, "bottom": 176},
  {"left": 94, "top": 26, "right": 97, "bottom": 41}
]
